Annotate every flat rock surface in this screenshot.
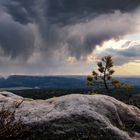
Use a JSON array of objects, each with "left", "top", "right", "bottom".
[{"left": 0, "top": 92, "right": 140, "bottom": 140}]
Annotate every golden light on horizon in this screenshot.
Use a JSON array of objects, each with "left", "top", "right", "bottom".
[{"left": 114, "top": 62, "right": 140, "bottom": 75}]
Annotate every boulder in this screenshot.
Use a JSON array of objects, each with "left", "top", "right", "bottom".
[{"left": 0, "top": 92, "right": 140, "bottom": 140}]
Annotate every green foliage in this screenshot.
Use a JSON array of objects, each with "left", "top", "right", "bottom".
[
  {"left": 111, "top": 79, "right": 121, "bottom": 88},
  {"left": 86, "top": 76, "right": 93, "bottom": 86},
  {"left": 123, "top": 83, "right": 133, "bottom": 90}
]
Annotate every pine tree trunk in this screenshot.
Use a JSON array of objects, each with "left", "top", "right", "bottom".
[{"left": 103, "top": 68, "right": 110, "bottom": 93}]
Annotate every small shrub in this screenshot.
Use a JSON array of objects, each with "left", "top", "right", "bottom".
[{"left": 0, "top": 101, "right": 30, "bottom": 140}]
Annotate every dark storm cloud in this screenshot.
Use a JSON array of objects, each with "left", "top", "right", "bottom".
[
  {"left": 5, "top": 0, "right": 140, "bottom": 24},
  {"left": 5, "top": 2, "right": 31, "bottom": 24},
  {"left": 47, "top": 0, "right": 140, "bottom": 24},
  {"left": 0, "top": 9, "right": 35, "bottom": 60},
  {"left": 0, "top": 0, "right": 140, "bottom": 75}
]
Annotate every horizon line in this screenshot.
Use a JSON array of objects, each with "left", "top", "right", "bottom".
[{"left": 0, "top": 74, "right": 140, "bottom": 77}]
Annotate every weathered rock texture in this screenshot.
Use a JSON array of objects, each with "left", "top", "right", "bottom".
[{"left": 0, "top": 91, "right": 140, "bottom": 140}]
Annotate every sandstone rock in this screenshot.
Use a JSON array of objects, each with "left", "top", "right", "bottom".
[{"left": 0, "top": 92, "right": 140, "bottom": 140}]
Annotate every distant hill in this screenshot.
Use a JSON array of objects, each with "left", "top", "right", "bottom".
[
  {"left": 0, "top": 75, "right": 88, "bottom": 89},
  {"left": 117, "top": 77, "right": 140, "bottom": 87},
  {"left": 0, "top": 75, "right": 139, "bottom": 89}
]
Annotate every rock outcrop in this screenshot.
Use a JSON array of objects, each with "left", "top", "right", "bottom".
[{"left": 0, "top": 91, "right": 140, "bottom": 140}]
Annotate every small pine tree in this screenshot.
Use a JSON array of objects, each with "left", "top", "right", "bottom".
[{"left": 86, "top": 55, "right": 131, "bottom": 94}]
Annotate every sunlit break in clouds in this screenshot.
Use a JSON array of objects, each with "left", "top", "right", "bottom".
[{"left": 0, "top": 0, "right": 140, "bottom": 75}]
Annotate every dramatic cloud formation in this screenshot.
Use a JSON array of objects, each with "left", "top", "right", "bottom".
[
  {"left": 97, "top": 41, "right": 140, "bottom": 65},
  {"left": 0, "top": 0, "right": 140, "bottom": 75},
  {"left": 0, "top": 10, "right": 35, "bottom": 60}
]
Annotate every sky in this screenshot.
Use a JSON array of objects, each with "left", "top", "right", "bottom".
[{"left": 0, "top": 0, "right": 140, "bottom": 76}]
